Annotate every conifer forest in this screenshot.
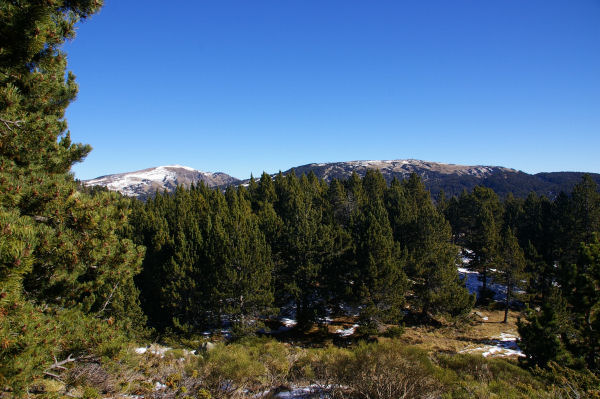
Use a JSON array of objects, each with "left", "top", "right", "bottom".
[{"left": 1, "top": 2, "right": 599, "bottom": 398}]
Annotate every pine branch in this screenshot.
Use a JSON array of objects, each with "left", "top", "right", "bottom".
[
  {"left": 49, "top": 353, "right": 76, "bottom": 370},
  {"left": 43, "top": 371, "right": 64, "bottom": 382},
  {"left": 42, "top": 354, "right": 75, "bottom": 382},
  {"left": 96, "top": 283, "right": 119, "bottom": 315},
  {"left": 0, "top": 117, "right": 25, "bottom": 131}
]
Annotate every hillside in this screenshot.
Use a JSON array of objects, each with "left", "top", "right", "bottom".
[
  {"left": 84, "top": 165, "right": 240, "bottom": 199},
  {"left": 282, "top": 160, "right": 600, "bottom": 198},
  {"left": 84, "top": 159, "right": 600, "bottom": 199}
]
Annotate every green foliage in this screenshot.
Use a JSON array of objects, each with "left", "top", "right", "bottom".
[
  {"left": 518, "top": 291, "right": 578, "bottom": 370},
  {"left": 382, "top": 325, "right": 405, "bottom": 338},
  {"left": 394, "top": 175, "right": 474, "bottom": 318},
  {"left": 0, "top": 0, "right": 146, "bottom": 391},
  {"left": 516, "top": 177, "right": 600, "bottom": 374},
  {"left": 534, "top": 362, "right": 600, "bottom": 398},
  {"left": 448, "top": 186, "right": 503, "bottom": 300},
  {"left": 132, "top": 184, "right": 274, "bottom": 334},
  {"left": 498, "top": 227, "right": 526, "bottom": 323}
]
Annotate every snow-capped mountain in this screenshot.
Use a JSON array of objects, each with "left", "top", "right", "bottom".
[
  {"left": 279, "top": 159, "right": 600, "bottom": 198},
  {"left": 84, "top": 165, "right": 240, "bottom": 199},
  {"left": 85, "top": 160, "right": 600, "bottom": 200},
  {"left": 284, "top": 159, "right": 516, "bottom": 181}
]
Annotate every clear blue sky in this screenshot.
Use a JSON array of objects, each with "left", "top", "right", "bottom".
[{"left": 65, "top": 0, "right": 600, "bottom": 180}]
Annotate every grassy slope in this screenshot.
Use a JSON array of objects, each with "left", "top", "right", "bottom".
[{"left": 23, "top": 309, "right": 599, "bottom": 398}]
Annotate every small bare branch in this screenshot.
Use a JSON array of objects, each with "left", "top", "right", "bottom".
[
  {"left": 96, "top": 283, "right": 119, "bottom": 315},
  {"left": 48, "top": 353, "right": 76, "bottom": 370},
  {"left": 0, "top": 118, "right": 25, "bottom": 131},
  {"left": 43, "top": 371, "right": 64, "bottom": 382}
]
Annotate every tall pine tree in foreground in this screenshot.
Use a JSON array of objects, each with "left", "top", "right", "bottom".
[
  {"left": 352, "top": 171, "right": 407, "bottom": 329},
  {"left": 498, "top": 227, "right": 526, "bottom": 323},
  {"left": 387, "top": 174, "right": 474, "bottom": 320},
  {"left": 1, "top": 1, "right": 146, "bottom": 391}
]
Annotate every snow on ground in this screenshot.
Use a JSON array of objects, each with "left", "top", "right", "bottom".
[
  {"left": 154, "top": 381, "right": 167, "bottom": 390},
  {"left": 134, "top": 345, "right": 171, "bottom": 357},
  {"left": 335, "top": 324, "right": 359, "bottom": 337},
  {"left": 338, "top": 303, "right": 361, "bottom": 317},
  {"left": 274, "top": 385, "right": 337, "bottom": 398},
  {"left": 135, "top": 344, "right": 196, "bottom": 359},
  {"left": 458, "top": 266, "right": 525, "bottom": 302},
  {"left": 460, "top": 333, "right": 525, "bottom": 358},
  {"left": 281, "top": 318, "right": 298, "bottom": 328}
]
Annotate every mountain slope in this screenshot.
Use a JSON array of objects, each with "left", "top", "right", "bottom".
[
  {"left": 279, "top": 160, "right": 600, "bottom": 198},
  {"left": 84, "top": 165, "right": 240, "bottom": 199},
  {"left": 84, "top": 160, "right": 600, "bottom": 200}
]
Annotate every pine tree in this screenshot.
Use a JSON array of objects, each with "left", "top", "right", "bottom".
[
  {"left": 517, "top": 290, "right": 576, "bottom": 369},
  {"left": 217, "top": 187, "right": 274, "bottom": 337},
  {"left": 455, "top": 187, "right": 503, "bottom": 302},
  {"left": 353, "top": 186, "right": 407, "bottom": 328},
  {"left": 519, "top": 193, "right": 556, "bottom": 300},
  {"left": 1, "top": 1, "right": 146, "bottom": 390},
  {"left": 274, "top": 173, "right": 334, "bottom": 328},
  {"left": 569, "top": 175, "right": 600, "bottom": 257},
  {"left": 387, "top": 174, "right": 474, "bottom": 319},
  {"left": 498, "top": 228, "right": 526, "bottom": 323},
  {"left": 560, "top": 235, "right": 600, "bottom": 371}
]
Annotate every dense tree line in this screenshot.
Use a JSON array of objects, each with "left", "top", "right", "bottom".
[
  {"left": 130, "top": 171, "right": 475, "bottom": 335},
  {"left": 1, "top": 1, "right": 598, "bottom": 393},
  {"left": 444, "top": 177, "right": 600, "bottom": 373},
  {"left": 130, "top": 171, "right": 600, "bottom": 376}
]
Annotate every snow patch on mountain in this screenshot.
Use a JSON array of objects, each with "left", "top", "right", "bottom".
[{"left": 84, "top": 165, "right": 240, "bottom": 199}]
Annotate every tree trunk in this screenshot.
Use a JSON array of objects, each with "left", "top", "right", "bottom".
[
  {"left": 503, "top": 279, "right": 511, "bottom": 323},
  {"left": 482, "top": 264, "right": 488, "bottom": 292}
]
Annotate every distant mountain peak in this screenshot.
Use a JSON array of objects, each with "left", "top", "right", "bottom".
[
  {"left": 85, "top": 159, "right": 599, "bottom": 200},
  {"left": 284, "top": 159, "right": 518, "bottom": 182},
  {"left": 84, "top": 165, "right": 240, "bottom": 199}
]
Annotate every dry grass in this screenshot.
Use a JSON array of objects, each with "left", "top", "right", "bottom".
[{"left": 398, "top": 309, "right": 521, "bottom": 355}]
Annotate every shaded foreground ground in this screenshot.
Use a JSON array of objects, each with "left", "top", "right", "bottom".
[{"left": 26, "top": 308, "right": 600, "bottom": 399}]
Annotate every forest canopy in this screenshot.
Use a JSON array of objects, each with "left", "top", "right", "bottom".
[{"left": 1, "top": 1, "right": 599, "bottom": 396}]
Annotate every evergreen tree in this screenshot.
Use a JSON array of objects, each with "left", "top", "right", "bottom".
[
  {"left": 519, "top": 193, "right": 556, "bottom": 300},
  {"left": 274, "top": 173, "right": 334, "bottom": 327},
  {"left": 498, "top": 228, "right": 526, "bottom": 323},
  {"left": 569, "top": 175, "right": 600, "bottom": 255},
  {"left": 454, "top": 187, "right": 503, "bottom": 301},
  {"left": 560, "top": 236, "right": 600, "bottom": 371},
  {"left": 324, "top": 179, "right": 355, "bottom": 306},
  {"left": 1, "top": 0, "right": 146, "bottom": 390},
  {"left": 519, "top": 234, "right": 600, "bottom": 372},
  {"left": 217, "top": 187, "right": 274, "bottom": 337},
  {"left": 518, "top": 290, "right": 576, "bottom": 369},
  {"left": 353, "top": 189, "right": 407, "bottom": 328},
  {"left": 387, "top": 174, "right": 473, "bottom": 319}
]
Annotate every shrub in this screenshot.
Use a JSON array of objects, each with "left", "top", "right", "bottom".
[
  {"left": 197, "top": 342, "right": 266, "bottom": 397},
  {"left": 382, "top": 325, "right": 405, "bottom": 338},
  {"left": 341, "top": 341, "right": 441, "bottom": 399}
]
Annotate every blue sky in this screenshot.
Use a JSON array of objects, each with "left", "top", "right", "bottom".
[{"left": 65, "top": 0, "right": 600, "bottom": 180}]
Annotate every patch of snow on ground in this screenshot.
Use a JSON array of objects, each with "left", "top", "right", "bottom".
[
  {"left": 134, "top": 345, "right": 171, "bottom": 357},
  {"left": 338, "top": 303, "right": 361, "bottom": 317},
  {"left": 457, "top": 267, "right": 524, "bottom": 302},
  {"left": 460, "top": 333, "right": 525, "bottom": 358},
  {"left": 457, "top": 268, "right": 484, "bottom": 297},
  {"left": 281, "top": 318, "right": 298, "bottom": 328},
  {"left": 274, "top": 385, "right": 336, "bottom": 398},
  {"left": 336, "top": 324, "right": 359, "bottom": 337}
]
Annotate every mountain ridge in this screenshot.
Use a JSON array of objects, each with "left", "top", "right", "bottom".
[{"left": 83, "top": 160, "right": 600, "bottom": 199}]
